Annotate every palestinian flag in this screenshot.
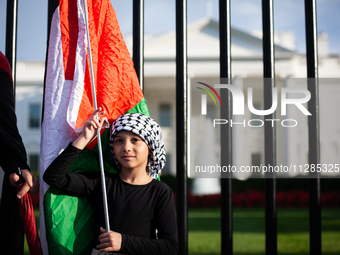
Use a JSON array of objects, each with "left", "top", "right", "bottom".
[{"left": 39, "top": 0, "right": 149, "bottom": 254}]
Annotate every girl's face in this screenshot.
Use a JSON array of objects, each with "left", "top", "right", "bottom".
[{"left": 113, "top": 131, "right": 149, "bottom": 172}]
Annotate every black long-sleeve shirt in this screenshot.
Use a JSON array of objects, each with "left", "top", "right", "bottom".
[
  {"left": 44, "top": 144, "right": 178, "bottom": 255},
  {"left": 0, "top": 52, "right": 30, "bottom": 175},
  {"left": 0, "top": 51, "right": 29, "bottom": 255}
]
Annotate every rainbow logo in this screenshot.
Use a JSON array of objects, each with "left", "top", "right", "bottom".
[{"left": 196, "top": 82, "right": 222, "bottom": 106}]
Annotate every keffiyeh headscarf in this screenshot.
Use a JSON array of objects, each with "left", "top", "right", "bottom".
[{"left": 109, "top": 113, "right": 166, "bottom": 179}]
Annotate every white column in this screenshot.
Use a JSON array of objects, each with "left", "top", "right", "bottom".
[{"left": 232, "top": 78, "right": 249, "bottom": 179}]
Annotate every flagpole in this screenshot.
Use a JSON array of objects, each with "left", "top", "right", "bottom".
[{"left": 83, "top": 0, "right": 111, "bottom": 233}]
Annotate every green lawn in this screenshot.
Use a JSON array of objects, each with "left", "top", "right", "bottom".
[
  {"left": 189, "top": 208, "right": 340, "bottom": 255},
  {"left": 25, "top": 208, "right": 340, "bottom": 254}
]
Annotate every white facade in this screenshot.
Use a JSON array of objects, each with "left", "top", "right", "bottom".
[
  {"left": 16, "top": 62, "right": 45, "bottom": 172},
  {"left": 2, "top": 18, "right": 339, "bottom": 196}
]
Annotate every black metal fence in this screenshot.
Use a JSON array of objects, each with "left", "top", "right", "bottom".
[{"left": 5, "top": 0, "right": 321, "bottom": 254}]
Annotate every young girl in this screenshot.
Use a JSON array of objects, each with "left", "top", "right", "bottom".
[{"left": 43, "top": 109, "right": 178, "bottom": 255}]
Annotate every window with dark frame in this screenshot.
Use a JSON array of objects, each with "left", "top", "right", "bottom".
[
  {"left": 251, "top": 153, "right": 262, "bottom": 177},
  {"left": 29, "top": 154, "right": 39, "bottom": 174},
  {"left": 207, "top": 104, "right": 216, "bottom": 121},
  {"left": 29, "top": 104, "right": 41, "bottom": 128},
  {"left": 250, "top": 102, "right": 263, "bottom": 126},
  {"left": 162, "top": 153, "right": 171, "bottom": 174},
  {"left": 159, "top": 104, "right": 171, "bottom": 127},
  {"left": 252, "top": 153, "right": 261, "bottom": 167}
]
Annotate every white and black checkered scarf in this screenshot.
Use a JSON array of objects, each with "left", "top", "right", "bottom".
[{"left": 109, "top": 113, "right": 165, "bottom": 179}]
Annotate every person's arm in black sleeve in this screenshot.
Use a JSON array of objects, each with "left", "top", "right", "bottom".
[
  {"left": 44, "top": 108, "right": 107, "bottom": 194},
  {"left": 0, "top": 52, "right": 39, "bottom": 199},
  {"left": 0, "top": 52, "right": 37, "bottom": 253},
  {"left": 0, "top": 61, "right": 30, "bottom": 175},
  {"left": 119, "top": 186, "right": 178, "bottom": 255},
  {"left": 43, "top": 143, "right": 101, "bottom": 195}
]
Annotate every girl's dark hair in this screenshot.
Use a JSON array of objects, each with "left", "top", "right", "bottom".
[{"left": 146, "top": 155, "right": 151, "bottom": 174}]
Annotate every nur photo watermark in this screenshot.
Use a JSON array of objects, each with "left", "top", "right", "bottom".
[{"left": 188, "top": 78, "right": 340, "bottom": 179}]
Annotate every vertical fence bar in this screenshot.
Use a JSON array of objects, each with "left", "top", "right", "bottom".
[
  {"left": 133, "top": 0, "right": 144, "bottom": 91},
  {"left": 176, "top": 1, "right": 188, "bottom": 255},
  {"left": 219, "top": 0, "right": 233, "bottom": 254},
  {"left": 5, "top": 0, "right": 18, "bottom": 99},
  {"left": 304, "top": 0, "right": 321, "bottom": 254},
  {"left": 262, "top": 0, "right": 277, "bottom": 254}
]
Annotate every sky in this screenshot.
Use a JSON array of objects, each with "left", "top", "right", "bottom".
[{"left": 0, "top": 0, "right": 339, "bottom": 61}]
